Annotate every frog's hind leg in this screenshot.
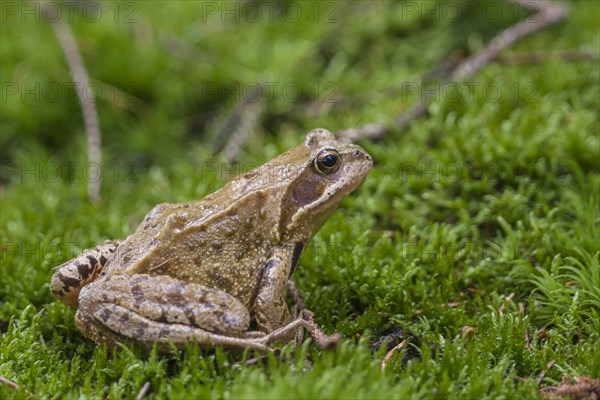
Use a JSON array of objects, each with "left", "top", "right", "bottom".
[
  {"left": 50, "top": 240, "right": 121, "bottom": 307},
  {"left": 77, "top": 302, "right": 269, "bottom": 352},
  {"left": 76, "top": 274, "right": 268, "bottom": 351}
]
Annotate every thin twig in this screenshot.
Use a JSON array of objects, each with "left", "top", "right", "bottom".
[
  {"left": 37, "top": 0, "right": 102, "bottom": 203},
  {"left": 135, "top": 381, "right": 151, "bottom": 400},
  {"left": 0, "top": 376, "right": 20, "bottom": 390},
  {"left": 381, "top": 339, "right": 408, "bottom": 372},
  {"left": 525, "top": 329, "right": 533, "bottom": 352},
  {"left": 496, "top": 49, "right": 598, "bottom": 65},
  {"left": 237, "top": 354, "right": 271, "bottom": 367},
  {"left": 453, "top": 0, "right": 568, "bottom": 79},
  {"left": 499, "top": 292, "right": 516, "bottom": 313},
  {"left": 222, "top": 100, "right": 264, "bottom": 165},
  {"left": 338, "top": 0, "right": 569, "bottom": 142},
  {"left": 537, "top": 359, "right": 556, "bottom": 386},
  {"left": 0, "top": 376, "right": 34, "bottom": 398},
  {"left": 214, "top": 84, "right": 265, "bottom": 164},
  {"left": 336, "top": 123, "right": 389, "bottom": 143}
]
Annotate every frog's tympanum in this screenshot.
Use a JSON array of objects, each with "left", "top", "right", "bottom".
[{"left": 51, "top": 129, "right": 372, "bottom": 351}]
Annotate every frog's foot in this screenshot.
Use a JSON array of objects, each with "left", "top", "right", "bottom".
[
  {"left": 50, "top": 240, "right": 121, "bottom": 307},
  {"left": 247, "top": 313, "right": 340, "bottom": 350},
  {"left": 76, "top": 274, "right": 270, "bottom": 351},
  {"left": 299, "top": 310, "right": 342, "bottom": 349},
  {"left": 249, "top": 318, "right": 311, "bottom": 346}
]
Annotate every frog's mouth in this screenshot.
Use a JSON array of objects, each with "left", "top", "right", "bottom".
[{"left": 305, "top": 177, "right": 366, "bottom": 221}]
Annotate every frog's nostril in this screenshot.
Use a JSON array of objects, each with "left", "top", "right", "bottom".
[{"left": 352, "top": 150, "right": 371, "bottom": 161}]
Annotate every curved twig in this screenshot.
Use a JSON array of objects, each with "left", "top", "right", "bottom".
[
  {"left": 37, "top": 1, "right": 102, "bottom": 203},
  {"left": 337, "top": 0, "right": 569, "bottom": 141}
]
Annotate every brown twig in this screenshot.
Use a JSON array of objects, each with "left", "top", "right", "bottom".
[
  {"left": 537, "top": 359, "right": 557, "bottom": 386},
  {"left": 337, "top": 123, "right": 389, "bottom": 143},
  {"left": 337, "top": 0, "right": 569, "bottom": 142},
  {"left": 237, "top": 354, "right": 272, "bottom": 367},
  {"left": 525, "top": 329, "right": 533, "bottom": 352},
  {"left": 0, "top": 376, "right": 20, "bottom": 390},
  {"left": 36, "top": 1, "right": 103, "bottom": 203},
  {"left": 453, "top": 0, "right": 568, "bottom": 79},
  {"left": 213, "top": 84, "right": 265, "bottom": 164},
  {"left": 381, "top": 339, "right": 408, "bottom": 372},
  {"left": 460, "top": 326, "right": 475, "bottom": 340},
  {"left": 496, "top": 49, "right": 598, "bottom": 65},
  {"left": 0, "top": 376, "right": 34, "bottom": 398},
  {"left": 135, "top": 381, "right": 151, "bottom": 400},
  {"left": 499, "top": 292, "right": 516, "bottom": 313}
]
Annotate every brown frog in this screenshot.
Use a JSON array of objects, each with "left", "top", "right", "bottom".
[{"left": 50, "top": 128, "right": 372, "bottom": 351}]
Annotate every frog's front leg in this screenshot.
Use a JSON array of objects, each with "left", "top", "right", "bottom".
[
  {"left": 255, "top": 243, "right": 303, "bottom": 333},
  {"left": 75, "top": 274, "right": 271, "bottom": 351},
  {"left": 50, "top": 240, "right": 121, "bottom": 307}
]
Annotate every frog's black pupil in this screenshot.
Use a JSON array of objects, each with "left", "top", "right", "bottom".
[{"left": 321, "top": 154, "right": 337, "bottom": 168}]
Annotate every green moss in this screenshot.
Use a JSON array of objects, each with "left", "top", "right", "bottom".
[{"left": 1, "top": 1, "right": 598, "bottom": 398}]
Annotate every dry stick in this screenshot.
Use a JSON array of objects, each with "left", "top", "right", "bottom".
[
  {"left": 135, "top": 381, "right": 151, "bottom": 400},
  {"left": 453, "top": 0, "right": 568, "bottom": 80},
  {"left": 381, "top": 339, "right": 408, "bottom": 372},
  {"left": 38, "top": 1, "right": 102, "bottom": 203},
  {"left": 337, "top": 0, "right": 568, "bottom": 142},
  {"left": 0, "top": 376, "right": 34, "bottom": 398},
  {"left": 0, "top": 376, "right": 20, "bottom": 390},
  {"left": 537, "top": 359, "right": 556, "bottom": 386},
  {"left": 214, "top": 84, "right": 265, "bottom": 164},
  {"left": 496, "top": 49, "right": 598, "bottom": 65},
  {"left": 222, "top": 100, "right": 265, "bottom": 165},
  {"left": 498, "top": 49, "right": 599, "bottom": 65}
]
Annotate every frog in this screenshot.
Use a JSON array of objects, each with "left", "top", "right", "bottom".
[{"left": 50, "top": 128, "right": 372, "bottom": 351}]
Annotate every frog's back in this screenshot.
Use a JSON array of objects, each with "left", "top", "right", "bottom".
[{"left": 105, "top": 189, "right": 277, "bottom": 306}]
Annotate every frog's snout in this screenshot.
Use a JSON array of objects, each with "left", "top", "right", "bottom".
[
  {"left": 352, "top": 149, "right": 372, "bottom": 162},
  {"left": 350, "top": 147, "right": 373, "bottom": 174}
]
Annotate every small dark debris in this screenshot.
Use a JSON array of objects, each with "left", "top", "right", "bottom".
[
  {"left": 0, "top": 319, "right": 9, "bottom": 334},
  {"left": 371, "top": 325, "right": 422, "bottom": 365}
]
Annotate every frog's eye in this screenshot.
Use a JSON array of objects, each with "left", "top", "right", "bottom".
[{"left": 314, "top": 149, "right": 341, "bottom": 175}]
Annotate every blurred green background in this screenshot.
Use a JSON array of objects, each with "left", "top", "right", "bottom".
[{"left": 1, "top": 0, "right": 599, "bottom": 398}]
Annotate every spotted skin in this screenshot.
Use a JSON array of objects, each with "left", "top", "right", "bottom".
[
  {"left": 50, "top": 240, "right": 121, "bottom": 307},
  {"left": 78, "top": 274, "right": 250, "bottom": 335},
  {"left": 75, "top": 248, "right": 306, "bottom": 350}
]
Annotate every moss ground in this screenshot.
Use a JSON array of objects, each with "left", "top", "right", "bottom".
[{"left": 1, "top": 1, "right": 598, "bottom": 399}]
